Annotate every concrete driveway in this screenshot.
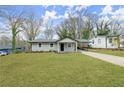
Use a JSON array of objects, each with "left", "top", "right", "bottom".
[{"left": 80, "top": 50, "right": 124, "bottom": 67}]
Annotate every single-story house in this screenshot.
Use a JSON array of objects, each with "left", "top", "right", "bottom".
[
  {"left": 30, "top": 38, "right": 89, "bottom": 52},
  {"left": 30, "top": 38, "right": 78, "bottom": 52},
  {"left": 120, "top": 34, "right": 124, "bottom": 48},
  {"left": 89, "top": 34, "right": 124, "bottom": 49}
]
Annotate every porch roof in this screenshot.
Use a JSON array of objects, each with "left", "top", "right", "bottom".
[{"left": 57, "top": 38, "right": 77, "bottom": 43}]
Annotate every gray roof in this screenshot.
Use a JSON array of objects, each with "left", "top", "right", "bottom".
[
  {"left": 30, "top": 38, "right": 89, "bottom": 43},
  {"left": 29, "top": 39, "right": 58, "bottom": 43},
  {"left": 76, "top": 39, "right": 89, "bottom": 43}
]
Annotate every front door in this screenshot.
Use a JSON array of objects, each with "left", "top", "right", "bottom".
[{"left": 60, "top": 43, "right": 64, "bottom": 51}]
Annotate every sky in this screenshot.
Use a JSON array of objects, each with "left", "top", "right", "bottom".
[
  {"left": 6, "top": 5, "right": 124, "bottom": 25},
  {"left": 1, "top": 5, "right": 124, "bottom": 39},
  {"left": 14, "top": 5, "right": 124, "bottom": 20}
]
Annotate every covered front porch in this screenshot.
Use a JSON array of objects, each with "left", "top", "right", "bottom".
[{"left": 57, "top": 38, "right": 77, "bottom": 53}]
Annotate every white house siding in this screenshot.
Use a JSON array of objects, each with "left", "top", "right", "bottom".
[
  {"left": 32, "top": 42, "right": 57, "bottom": 52},
  {"left": 106, "top": 38, "right": 118, "bottom": 48},
  {"left": 90, "top": 36, "right": 106, "bottom": 48},
  {"left": 90, "top": 36, "right": 118, "bottom": 48},
  {"left": 120, "top": 35, "right": 124, "bottom": 48},
  {"left": 120, "top": 41, "right": 124, "bottom": 48}
]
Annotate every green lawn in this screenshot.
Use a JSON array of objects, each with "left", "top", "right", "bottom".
[
  {"left": 1, "top": 53, "right": 124, "bottom": 87},
  {"left": 88, "top": 49, "right": 124, "bottom": 57}
]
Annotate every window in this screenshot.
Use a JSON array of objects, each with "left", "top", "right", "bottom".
[
  {"left": 68, "top": 43, "right": 71, "bottom": 47},
  {"left": 50, "top": 43, "right": 53, "bottom": 47},
  {"left": 92, "top": 40, "right": 94, "bottom": 44},
  {"left": 98, "top": 39, "right": 101, "bottom": 44},
  {"left": 39, "top": 43, "right": 41, "bottom": 47},
  {"left": 109, "top": 38, "right": 112, "bottom": 43}
]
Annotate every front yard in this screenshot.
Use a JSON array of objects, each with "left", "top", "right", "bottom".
[
  {"left": 88, "top": 49, "right": 124, "bottom": 57},
  {"left": 1, "top": 53, "right": 124, "bottom": 86}
]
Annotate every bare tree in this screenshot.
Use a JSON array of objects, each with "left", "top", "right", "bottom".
[
  {"left": 16, "top": 34, "right": 28, "bottom": 51},
  {"left": 96, "top": 20, "right": 111, "bottom": 36},
  {"left": 56, "top": 10, "right": 95, "bottom": 40},
  {"left": 56, "top": 21, "right": 73, "bottom": 39},
  {"left": 44, "top": 19, "right": 55, "bottom": 39},
  {"left": 80, "top": 14, "right": 97, "bottom": 39},
  {"left": 0, "top": 35, "right": 11, "bottom": 49},
  {"left": 0, "top": 8, "right": 25, "bottom": 53},
  {"left": 110, "top": 19, "right": 121, "bottom": 35},
  {"left": 22, "top": 12, "right": 42, "bottom": 50},
  {"left": 81, "top": 21, "right": 93, "bottom": 39},
  {"left": 23, "top": 12, "right": 42, "bottom": 41},
  {"left": 56, "top": 13, "right": 79, "bottom": 39}
]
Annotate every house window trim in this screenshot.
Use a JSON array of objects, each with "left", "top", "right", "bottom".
[
  {"left": 92, "top": 40, "right": 94, "bottom": 44},
  {"left": 109, "top": 37, "right": 112, "bottom": 43},
  {"left": 50, "top": 43, "right": 54, "bottom": 47},
  {"left": 68, "top": 43, "right": 71, "bottom": 47},
  {"left": 98, "top": 39, "right": 101, "bottom": 44}
]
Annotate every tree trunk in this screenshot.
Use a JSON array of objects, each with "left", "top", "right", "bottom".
[
  {"left": 29, "top": 43, "right": 32, "bottom": 52},
  {"left": 12, "top": 28, "right": 16, "bottom": 53}
]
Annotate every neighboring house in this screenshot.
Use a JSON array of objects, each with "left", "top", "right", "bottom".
[
  {"left": 120, "top": 34, "right": 124, "bottom": 48},
  {"left": 90, "top": 36, "right": 107, "bottom": 48},
  {"left": 76, "top": 39, "right": 89, "bottom": 49},
  {"left": 30, "top": 38, "right": 78, "bottom": 52},
  {"left": 90, "top": 34, "right": 124, "bottom": 49}
]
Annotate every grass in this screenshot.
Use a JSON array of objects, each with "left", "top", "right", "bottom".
[
  {"left": 1, "top": 53, "right": 124, "bottom": 87},
  {"left": 88, "top": 49, "right": 124, "bottom": 57}
]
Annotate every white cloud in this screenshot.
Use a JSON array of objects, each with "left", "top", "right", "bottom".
[
  {"left": 42, "top": 5, "right": 49, "bottom": 9},
  {"left": 60, "top": 6, "right": 74, "bottom": 19},
  {"left": 111, "top": 7, "right": 124, "bottom": 22},
  {"left": 57, "top": 14, "right": 68, "bottom": 19},
  {"left": 41, "top": 5, "right": 90, "bottom": 21},
  {"left": 100, "top": 6, "right": 124, "bottom": 23},
  {"left": 61, "top": 5, "right": 90, "bottom": 19},
  {"left": 75, "top": 5, "right": 90, "bottom": 11},
  {"left": 42, "top": 10, "right": 58, "bottom": 24},
  {"left": 93, "top": 11, "right": 97, "bottom": 14},
  {"left": 42, "top": 6, "right": 74, "bottom": 20},
  {"left": 61, "top": 11, "right": 69, "bottom": 19},
  {"left": 44, "top": 10, "right": 57, "bottom": 19},
  {"left": 111, "top": 15, "right": 124, "bottom": 22},
  {"left": 66, "top": 5, "right": 75, "bottom": 12},
  {"left": 112, "top": 7, "right": 124, "bottom": 15},
  {"left": 100, "top": 5, "right": 112, "bottom": 15},
  {"left": 42, "top": 9, "right": 69, "bottom": 24}
]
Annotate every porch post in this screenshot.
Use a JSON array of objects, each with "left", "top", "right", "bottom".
[
  {"left": 106, "top": 36, "right": 107, "bottom": 48},
  {"left": 75, "top": 42, "right": 77, "bottom": 52},
  {"left": 57, "top": 42, "right": 60, "bottom": 53}
]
